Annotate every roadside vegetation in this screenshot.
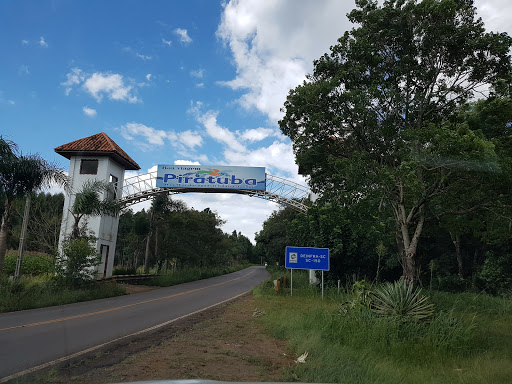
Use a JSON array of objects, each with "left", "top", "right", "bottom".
[
  {"left": 146, "top": 264, "right": 251, "bottom": 287},
  {"left": 254, "top": 267, "right": 512, "bottom": 383}
]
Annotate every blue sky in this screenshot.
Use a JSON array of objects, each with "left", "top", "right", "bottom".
[{"left": 1, "top": 0, "right": 510, "bottom": 241}]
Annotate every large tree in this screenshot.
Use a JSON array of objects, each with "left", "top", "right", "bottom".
[
  {"left": 279, "top": 0, "right": 512, "bottom": 284},
  {"left": 0, "top": 137, "right": 67, "bottom": 275}
]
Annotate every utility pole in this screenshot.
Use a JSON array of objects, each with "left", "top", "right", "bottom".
[{"left": 15, "top": 195, "right": 31, "bottom": 279}]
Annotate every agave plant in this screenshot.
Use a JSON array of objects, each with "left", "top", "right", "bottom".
[{"left": 371, "top": 279, "right": 435, "bottom": 321}]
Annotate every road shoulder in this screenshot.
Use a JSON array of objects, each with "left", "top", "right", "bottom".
[{"left": 15, "top": 293, "right": 294, "bottom": 383}]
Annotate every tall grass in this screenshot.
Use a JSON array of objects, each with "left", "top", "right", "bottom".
[
  {"left": 0, "top": 275, "right": 126, "bottom": 313},
  {"left": 146, "top": 264, "right": 250, "bottom": 287},
  {"left": 253, "top": 267, "right": 512, "bottom": 383}
]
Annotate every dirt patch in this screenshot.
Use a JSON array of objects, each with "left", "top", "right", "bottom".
[{"left": 18, "top": 294, "right": 294, "bottom": 383}]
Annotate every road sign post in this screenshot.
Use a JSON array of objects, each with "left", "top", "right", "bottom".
[{"left": 285, "top": 246, "right": 330, "bottom": 299}]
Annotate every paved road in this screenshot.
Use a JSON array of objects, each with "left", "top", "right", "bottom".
[{"left": 0, "top": 266, "right": 269, "bottom": 381}]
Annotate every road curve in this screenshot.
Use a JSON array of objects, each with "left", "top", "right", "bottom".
[{"left": 0, "top": 266, "right": 269, "bottom": 381}]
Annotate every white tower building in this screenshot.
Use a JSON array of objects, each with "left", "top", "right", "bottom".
[{"left": 55, "top": 132, "right": 140, "bottom": 278}]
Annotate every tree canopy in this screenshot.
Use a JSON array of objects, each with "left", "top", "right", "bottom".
[{"left": 279, "top": 0, "right": 512, "bottom": 284}]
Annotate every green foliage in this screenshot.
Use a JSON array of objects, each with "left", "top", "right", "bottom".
[
  {"left": 2, "top": 251, "right": 54, "bottom": 276},
  {"left": 112, "top": 266, "right": 137, "bottom": 275},
  {"left": 254, "top": 206, "right": 299, "bottom": 266},
  {"left": 371, "top": 279, "right": 435, "bottom": 321},
  {"left": 339, "top": 279, "right": 374, "bottom": 314},
  {"left": 478, "top": 251, "right": 512, "bottom": 295},
  {"left": 0, "top": 275, "right": 125, "bottom": 313},
  {"left": 279, "top": 0, "right": 512, "bottom": 285},
  {"left": 0, "top": 136, "right": 68, "bottom": 275},
  {"left": 116, "top": 199, "right": 253, "bottom": 273},
  {"left": 55, "top": 238, "right": 101, "bottom": 284},
  {"left": 147, "top": 265, "right": 249, "bottom": 287}
]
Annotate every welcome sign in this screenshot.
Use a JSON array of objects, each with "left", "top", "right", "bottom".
[{"left": 156, "top": 165, "right": 266, "bottom": 191}]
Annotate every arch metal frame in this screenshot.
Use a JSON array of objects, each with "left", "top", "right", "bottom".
[{"left": 121, "top": 171, "right": 310, "bottom": 212}]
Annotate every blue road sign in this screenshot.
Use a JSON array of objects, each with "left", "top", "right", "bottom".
[{"left": 285, "top": 246, "right": 330, "bottom": 271}]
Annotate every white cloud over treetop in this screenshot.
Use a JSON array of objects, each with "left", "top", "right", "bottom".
[
  {"left": 61, "top": 68, "right": 140, "bottom": 103},
  {"left": 217, "top": 0, "right": 355, "bottom": 123}
]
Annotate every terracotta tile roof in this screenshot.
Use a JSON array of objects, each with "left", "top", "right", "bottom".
[{"left": 55, "top": 132, "right": 140, "bottom": 170}]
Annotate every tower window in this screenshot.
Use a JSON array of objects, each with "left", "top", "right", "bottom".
[
  {"left": 80, "top": 159, "right": 98, "bottom": 174},
  {"left": 108, "top": 174, "right": 119, "bottom": 200}
]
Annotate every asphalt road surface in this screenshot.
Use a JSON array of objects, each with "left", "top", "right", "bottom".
[{"left": 0, "top": 266, "right": 269, "bottom": 381}]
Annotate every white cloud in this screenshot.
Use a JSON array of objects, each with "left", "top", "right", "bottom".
[
  {"left": 195, "top": 83, "right": 204, "bottom": 88},
  {"left": 62, "top": 68, "right": 140, "bottom": 102},
  {"left": 61, "top": 68, "right": 85, "bottom": 96},
  {"left": 83, "top": 72, "right": 139, "bottom": 103},
  {"left": 180, "top": 130, "right": 203, "bottom": 149},
  {"left": 39, "top": 36, "right": 48, "bottom": 47},
  {"left": 21, "top": 39, "right": 28, "bottom": 45},
  {"left": 175, "top": 28, "right": 192, "bottom": 44},
  {"left": 146, "top": 73, "right": 152, "bottom": 81},
  {"left": 120, "top": 122, "right": 169, "bottom": 146},
  {"left": 162, "top": 38, "right": 172, "bottom": 46},
  {"left": 196, "top": 108, "right": 246, "bottom": 153},
  {"left": 82, "top": 106, "right": 97, "bottom": 117},
  {"left": 225, "top": 140, "right": 298, "bottom": 176},
  {"left": 190, "top": 69, "right": 204, "bottom": 78},
  {"left": 217, "top": 0, "right": 354, "bottom": 123},
  {"left": 174, "top": 160, "right": 201, "bottom": 165},
  {"left": 119, "top": 122, "right": 203, "bottom": 153},
  {"left": 190, "top": 101, "right": 300, "bottom": 178},
  {"left": 476, "top": 0, "right": 512, "bottom": 36},
  {"left": 136, "top": 53, "right": 152, "bottom": 61},
  {"left": 239, "top": 127, "right": 277, "bottom": 142}
]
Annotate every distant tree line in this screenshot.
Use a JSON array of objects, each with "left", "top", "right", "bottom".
[
  {"left": 1, "top": 186, "right": 255, "bottom": 274},
  {"left": 116, "top": 194, "right": 254, "bottom": 273}
]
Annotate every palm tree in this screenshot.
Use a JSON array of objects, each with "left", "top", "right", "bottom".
[
  {"left": 69, "top": 179, "right": 123, "bottom": 240},
  {"left": 0, "top": 137, "right": 68, "bottom": 276}
]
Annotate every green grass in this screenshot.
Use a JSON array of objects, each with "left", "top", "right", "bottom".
[
  {"left": 0, "top": 275, "right": 126, "bottom": 313},
  {"left": 253, "top": 267, "right": 512, "bottom": 383},
  {"left": 146, "top": 264, "right": 251, "bottom": 287}
]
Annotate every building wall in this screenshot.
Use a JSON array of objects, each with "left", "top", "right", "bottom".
[{"left": 58, "top": 155, "right": 126, "bottom": 278}]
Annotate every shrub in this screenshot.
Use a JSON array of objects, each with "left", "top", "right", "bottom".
[
  {"left": 478, "top": 251, "right": 512, "bottom": 295},
  {"left": 112, "top": 266, "right": 136, "bottom": 275},
  {"left": 370, "top": 279, "right": 435, "bottom": 321},
  {"left": 55, "top": 238, "right": 101, "bottom": 285},
  {"left": 2, "top": 251, "right": 55, "bottom": 276}
]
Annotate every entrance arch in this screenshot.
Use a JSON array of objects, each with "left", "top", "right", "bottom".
[
  {"left": 55, "top": 132, "right": 312, "bottom": 278},
  {"left": 121, "top": 171, "right": 311, "bottom": 212}
]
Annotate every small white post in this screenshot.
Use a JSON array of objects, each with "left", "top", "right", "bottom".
[
  {"left": 338, "top": 279, "right": 340, "bottom": 295},
  {"left": 291, "top": 269, "right": 293, "bottom": 296},
  {"left": 322, "top": 271, "right": 324, "bottom": 300}
]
